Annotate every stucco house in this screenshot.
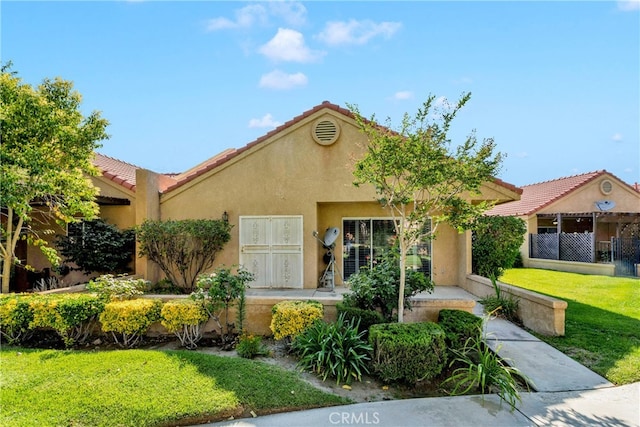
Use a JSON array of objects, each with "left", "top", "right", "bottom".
[
  {"left": 13, "top": 101, "right": 522, "bottom": 292},
  {"left": 486, "top": 170, "right": 640, "bottom": 277}
]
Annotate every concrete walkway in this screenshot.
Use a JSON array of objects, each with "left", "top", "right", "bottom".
[{"left": 203, "top": 288, "right": 639, "bottom": 427}]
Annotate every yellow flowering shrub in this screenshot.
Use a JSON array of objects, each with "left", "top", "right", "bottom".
[
  {"left": 160, "top": 299, "right": 208, "bottom": 333},
  {"left": 0, "top": 294, "right": 35, "bottom": 344},
  {"left": 99, "top": 298, "right": 162, "bottom": 347},
  {"left": 270, "top": 300, "right": 323, "bottom": 340},
  {"left": 28, "top": 294, "right": 104, "bottom": 347}
]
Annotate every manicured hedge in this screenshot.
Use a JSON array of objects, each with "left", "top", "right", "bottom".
[
  {"left": 369, "top": 322, "right": 447, "bottom": 384},
  {"left": 100, "top": 298, "right": 163, "bottom": 348},
  {"left": 437, "top": 309, "right": 482, "bottom": 351}
]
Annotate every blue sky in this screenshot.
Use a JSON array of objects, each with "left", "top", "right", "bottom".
[{"left": 2, "top": 1, "right": 639, "bottom": 187}]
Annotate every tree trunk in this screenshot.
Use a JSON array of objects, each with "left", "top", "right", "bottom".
[
  {"left": 397, "top": 214, "right": 407, "bottom": 323},
  {"left": 1, "top": 208, "right": 22, "bottom": 293}
]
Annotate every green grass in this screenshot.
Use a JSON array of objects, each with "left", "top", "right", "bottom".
[
  {"left": 500, "top": 268, "right": 640, "bottom": 385},
  {"left": 0, "top": 347, "right": 348, "bottom": 427}
]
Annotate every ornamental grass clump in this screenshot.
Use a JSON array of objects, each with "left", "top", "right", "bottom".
[
  {"left": 270, "top": 300, "right": 323, "bottom": 341},
  {"left": 0, "top": 294, "right": 35, "bottom": 345},
  {"left": 292, "top": 313, "right": 372, "bottom": 385},
  {"left": 443, "top": 328, "right": 531, "bottom": 411},
  {"left": 99, "top": 298, "right": 162, "bottom": 348},
  {"left": 28, "top": 293, "right": 104, "bottom": 347},
  {"left": 160, "top": 299, "right": 209, "bottom": 349}
]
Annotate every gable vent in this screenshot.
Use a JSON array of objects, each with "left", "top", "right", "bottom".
[
  {"left": 600, "top": 179, "right": 613, "bottom": 195},
  {"left": 312, "top": 117, "right": 340, "bottom": 145}
]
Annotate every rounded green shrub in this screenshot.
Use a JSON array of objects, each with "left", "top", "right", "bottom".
[
  {"left": 437, "top": 309, "right": 482, "bottom": 351},
  {"left": 369, "top": 322, "right": 447, "bottom": 384}
]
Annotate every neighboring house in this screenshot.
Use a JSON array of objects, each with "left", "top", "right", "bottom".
[
  {"left": 14, "top": 101, "right": 522, "bottom": 291},
  {"left": 487, "top": 170, "right": 640, "bottom": 277}
]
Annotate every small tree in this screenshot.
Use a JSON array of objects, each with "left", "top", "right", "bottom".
[
  {"left": 56, "top": 219, "right": 135, "bottom": 275},
  {"left": 348, "top": 93, "right": 503, "bottom": 322},
  {"left": 136, "top": 219, "right": 232, "bottom": 292},
  {"left": 472, "top": 215, "right": 526, "bottom": 281},
  {"left": 1, "top": 64, "right": 109, "bottom": 293}
]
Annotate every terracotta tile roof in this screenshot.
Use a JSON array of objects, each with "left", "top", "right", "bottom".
[
  {"left": 93, "top": 152, "right": 140, "bottom": 192},
  {"left": 486, "top": 170, "right": 614, "bottom": 216}
]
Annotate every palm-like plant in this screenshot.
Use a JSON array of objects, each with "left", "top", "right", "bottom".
[
  {"left": 292, "top": 313, "right": 373, "bottom": 385},
  {"left": 443, "top": 327, "right": 532, "bottom": 410}
]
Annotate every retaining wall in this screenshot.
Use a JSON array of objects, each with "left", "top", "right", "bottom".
[{"left": 462, "top": 274, "right": 567, "bottom": 336}]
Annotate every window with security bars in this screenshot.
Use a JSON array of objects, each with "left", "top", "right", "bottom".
[{"left": 342, "top": 218, "right": 431, "bottom": 280}]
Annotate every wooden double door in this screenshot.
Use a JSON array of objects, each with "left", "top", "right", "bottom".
[{"left": 239, "top": 216, "right": 303, "bottom": 288}]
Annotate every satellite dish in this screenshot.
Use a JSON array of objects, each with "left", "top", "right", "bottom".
[
  {"left": 323, "top": 227, "right": 340, "bottom": 247},
  {"left": 595, "top": 200, "right": 615, "bottom": 211}
]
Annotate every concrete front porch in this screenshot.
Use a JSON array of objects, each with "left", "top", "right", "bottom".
[{"left": 238, "top": 285, "right": 477, "bottom": 335}]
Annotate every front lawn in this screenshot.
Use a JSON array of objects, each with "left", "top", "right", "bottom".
[
  {"left": 0, "top": 347, "right": 348, "bottom": 427},
  {"left": 500, "top": 268, "right": 640, "bottom": 385}
]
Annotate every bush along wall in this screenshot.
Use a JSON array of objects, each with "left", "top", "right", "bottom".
[
  {"left": 369, "top": 322, "right": 448, "bottom": 384},
  {"left": 270, "top": 300, "right": 324, "bottom": 341}
]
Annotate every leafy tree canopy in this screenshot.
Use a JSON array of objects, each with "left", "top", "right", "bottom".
[
  {"left": 348, "top": 92, "right": 503, "bottom": 321},
  {"left": 0, "top": 64, "right": 109, "bottom": 292}
]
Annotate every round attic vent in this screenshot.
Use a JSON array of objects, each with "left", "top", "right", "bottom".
[
  {"left": 312, "top": 117, "right": 340, "bottom": 146},
  {"left": 600, "top": 179, "right": 613, "bottom": 195}
]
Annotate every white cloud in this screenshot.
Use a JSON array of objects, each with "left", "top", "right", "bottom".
[
  {"left": 259, "top": 28, "right": 325, "bottom": 62},
  {"left": 393, "top": 91, "right": 413, "bottom": 100},
  {"left": 268, "top": 1, "right": 307, "bottom": 27},
  {"left": 316, "top": 19, "right": 402, "bottom": 46},
  {"left": 514, "top": 151, "right": 530, "bottom": 158},
  {"left": 248, "top": 113, "right": 282, "bottom": 129},
  {"left": 206, "top": 2, "right": 307, "bottom": 31},
  {"left": 259, "top": 70, "right": 308, "bottom": 90},
  {"left": 612, "top": 133, "right": 624, "bottom": 142},
  {"left": 206, "top": 4, "right": 268, "bottom": 31},
  {"left": 617, "top": 0, "right": 640, "bottom": 11}
]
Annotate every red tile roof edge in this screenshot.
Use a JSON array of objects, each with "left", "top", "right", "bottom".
[
  {"left": 162, "top": 101, "right": 520, "bottom": 196},
  {"left": 524, "top": 170, "right": 605, "bottom": 215},
  {"left": 93, "top": 153, "right": 139, "bottom": 192},
  {"left": 492, "top": 177, "right": 523, "bottom": 196},
  {"left": 162, "top": 101, "right": 354, "bottom": 193},
  {"left": 488, "top": 169, "right": 640, "bottom": 217}
]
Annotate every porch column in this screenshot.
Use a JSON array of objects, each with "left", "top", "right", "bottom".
[{"left": 135, "top": 169, "right": 161, "bottom": 284}]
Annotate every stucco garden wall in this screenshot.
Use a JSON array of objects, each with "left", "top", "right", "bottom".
[
  {"left": 524, "top": 258, "right": 616, "bottom": 276},
  {"left": 462, "top": 274, "right": 567, "bottom": 336}
]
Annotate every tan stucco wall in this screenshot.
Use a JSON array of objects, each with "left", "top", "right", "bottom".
[
  {"left": 148, "top": 108, "right": 517, "bottom": 289},
  {"left": 463, "top": 275, "right": 567, "bottom": 336},
  {"left": 539, "top": 176, "right": 640, "bottom": 214}
]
